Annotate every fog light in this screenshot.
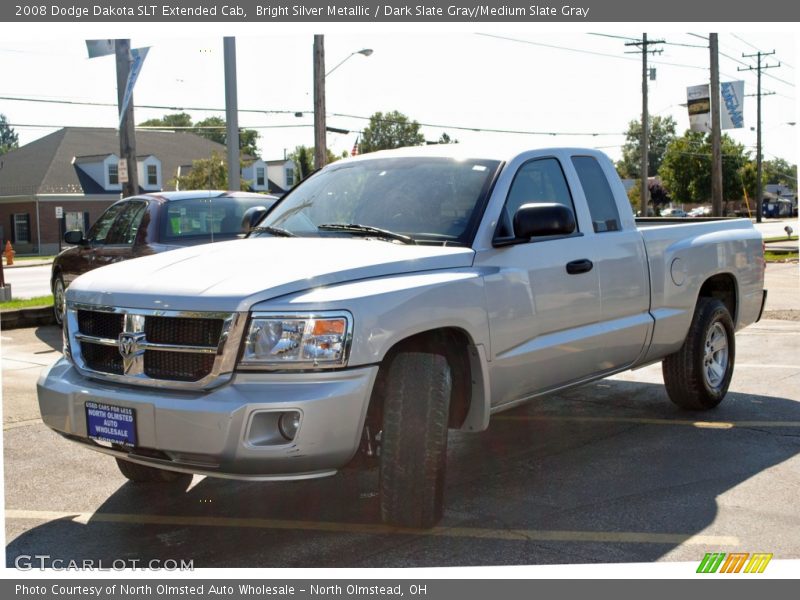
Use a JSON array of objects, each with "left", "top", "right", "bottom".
[{"left": 278, "top": 411, "right": 301, "bottom": 441}]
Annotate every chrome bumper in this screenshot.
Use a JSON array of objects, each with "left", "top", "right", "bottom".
[{"left": 37, "top": 359, "right": 378, "bottom": 480}]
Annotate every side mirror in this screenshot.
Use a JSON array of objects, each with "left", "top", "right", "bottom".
[
  {"left": 241, "top": 206, "right": 268, "bottom": 235},
  {"left": 513, "top": 203, "right": 576, "bottom": 239},
  {"left": 64, "top": 230, "right": 87, "bottom": 246}
]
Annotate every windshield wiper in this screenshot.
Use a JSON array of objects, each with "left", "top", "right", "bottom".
[
  {"left": 317, "top": 223, "right": 417, "bottom": 245},
  {"left": 250, "top": 225, "right": 296, "bottom": 238}
]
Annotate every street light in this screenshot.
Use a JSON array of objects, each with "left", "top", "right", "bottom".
[{"left": 326, "top": 48, "right": 373, "bottom": 77}]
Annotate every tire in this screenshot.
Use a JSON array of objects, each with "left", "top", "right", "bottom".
[
  {"left": 663, "top": 298, "right": 736, "bottom": 410},
  {"left": 115, "top": 458, "right": 193, "bottom": 489},
  {"left": 52, "top": 274, "right": 65, "bottom": 327},
  {"left": 379, "top": 351, "right": 452, "bottom": 529}
]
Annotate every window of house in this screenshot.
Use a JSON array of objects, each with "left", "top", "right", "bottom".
[
  {"left": 256, "top": 167, "right": 265, "bottom": 187},
  {"left": 285, "top": 168, "right": 295, "bottom": 187},
  {"left": 65, "top": 211, "right": 89, "bottom": 234},
  {"left": 571, "top": 156, "right": 621, "bottom": 233},
  {"left": 12, "top": 214, "right": 31, "bottom": 243},
  {"left": 108, "top": 163, "right": 119, "bottom": 185},
  {"left": 147, "top": 164, "right": 158, "bottom": 186}
]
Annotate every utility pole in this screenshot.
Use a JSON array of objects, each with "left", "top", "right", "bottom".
[
  {"left": 739, "top": 51, "right": 779, "bottom": 223},
  {"left": 313, "top": 35, "right": 327, "bottom": 171},
  {"left": 115, "top": 39, "right": 138, "bottom": 198},
  {"left": 626, "top": 34, "right": 663, "bottom": 217},
  {"left": 223, "top": 37, "right": 240, "bottom": 191},
  {"left": 710, "top": 34, "right": 723, "bottom": 217}
]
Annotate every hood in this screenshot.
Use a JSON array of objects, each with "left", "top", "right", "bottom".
[{"left": 67, "top": 237, "right": 475, "bottom": 312}]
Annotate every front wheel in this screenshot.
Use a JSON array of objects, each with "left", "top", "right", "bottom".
[
  {"left": 379, "top": 352, "right": 452, "bottom": 528},
  {"left": 115, "top": 458, "right": 193, "bottom": 490},
  {"left": 662, "top": 298, "right": 736, "bottom": 410},
  {"left": 52, "top": 274, "right": 65, "bottom": 327}
]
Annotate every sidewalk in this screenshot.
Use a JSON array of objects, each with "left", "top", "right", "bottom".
[{"left": 3, "top": 258, "right": 54, "bottom": 269}]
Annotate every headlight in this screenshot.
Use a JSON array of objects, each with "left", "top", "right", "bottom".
[{"left": 239, "top": 312, "right": 352, "bottom": 369}]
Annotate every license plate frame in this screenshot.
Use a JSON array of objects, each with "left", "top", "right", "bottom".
[{"left": 85, "top": 401, "right": 137, "bottom": 447}]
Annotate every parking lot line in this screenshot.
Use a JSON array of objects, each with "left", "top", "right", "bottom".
[
  {"left": 4, "top": 509, "right": 739, "bottom": 546},
  {"left": 493, "top": 415, "right": 800, "bottom": 428}
]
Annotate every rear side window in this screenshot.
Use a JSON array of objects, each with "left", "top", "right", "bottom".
[
  {"left": 571, "top": 156, "right": 621, "bottom": 233},
  {"left": 162, "top": 196, "right": 274, "bottom": 242},
  {"left": 501, "top": 157, "right": 577, "bottom": 238}
]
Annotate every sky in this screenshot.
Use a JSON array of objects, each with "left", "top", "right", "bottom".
[{"left": 0, "top": 26, "right": 797, "bottom": 170}]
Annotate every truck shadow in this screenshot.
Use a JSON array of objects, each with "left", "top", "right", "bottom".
[{"left": 6, "top": 379, "right": 800, "bottom": 567}]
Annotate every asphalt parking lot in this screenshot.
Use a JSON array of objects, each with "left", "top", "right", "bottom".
[{"left": 3, "top": 265, "right": 799, "bottom": 569}]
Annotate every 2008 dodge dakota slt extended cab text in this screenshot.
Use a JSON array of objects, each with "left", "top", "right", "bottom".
[{"left": 38, "top": 145, "right": 767, "bottom": 528}]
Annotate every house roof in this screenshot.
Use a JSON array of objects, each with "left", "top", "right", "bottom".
[{"left": 0, "top": 127, "right": 229, "bottom": 196}]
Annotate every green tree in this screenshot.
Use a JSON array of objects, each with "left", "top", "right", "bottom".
[
  {"left": 658, "top": 130, "right": 748, "bottom": 204},
  {"left": 172, "top": 152, "right": 250, "bottom": 191},
  {"left": 139, "top": 113, "right": 260, "bottom": 156},
  {"left": 616, "top": 115, "right": 677, "bottom": 178},
  {"left": 288, "top": 145, "right": 343, "bottom": 181},
  {"left": 360, "top": 110, "right": 425, "bottom": 153},
  {"left": 763, "top": 158, "right": 797, "bottom": 190},
  {"left": 438, "top": 132, "right": 458, "bottom": 144},
  {"left": 139, "top": 112, "right": 193, "bottom": 129},
  {"left": 0, "top": 114, "right": 19, "bottom": 155}
]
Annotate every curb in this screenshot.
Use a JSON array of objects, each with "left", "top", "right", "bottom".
[
  {"left": 0, "top": 306, "right": 56, "bottom": 329},
  {"left": 3, "top": 261, "right": 54, "bottom": 270}
]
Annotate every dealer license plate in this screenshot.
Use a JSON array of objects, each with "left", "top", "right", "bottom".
[{"left": 85, "top": 401, "right": 137, "bottom": 447}]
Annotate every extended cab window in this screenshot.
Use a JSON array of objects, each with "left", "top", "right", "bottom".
[
  {"left": 498, "top": 157, "right": 576, "bottom": 238},
  {"left": 571, "top": 156, "right": 621, "bottom": 233}
]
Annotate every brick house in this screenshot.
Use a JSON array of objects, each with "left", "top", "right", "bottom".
[{"left": 0, "top": 127, "right": 288, "bottom": 255}]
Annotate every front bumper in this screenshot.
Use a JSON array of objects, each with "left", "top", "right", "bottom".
[{"left": 37, "top": 358, "right": 378, "bottom": 480}]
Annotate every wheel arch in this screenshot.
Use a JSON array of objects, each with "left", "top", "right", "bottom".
[
  {"left": 697, "top": 272, "right": 738, "bottom": 325},
  {"left": 367, "top": 327, "right": 490, "bottom": 433}
]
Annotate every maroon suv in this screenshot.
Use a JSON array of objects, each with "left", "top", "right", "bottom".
[{"left": 52, "top": 191, "right": 278, "bottom": 325}]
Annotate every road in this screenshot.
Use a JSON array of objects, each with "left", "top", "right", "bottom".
[
  {"left": 2, "top": 265, "right": 51, "bottom": 299},
  {"left": 3, "top": 265, "right": 799, "bottom": 569}
]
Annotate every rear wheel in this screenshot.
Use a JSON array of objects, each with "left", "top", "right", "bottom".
[
  {"left": 663, "top": 298, "right": 735, "bottom": 410},
  {"left": 379, "top": 352, "right": 452, "bottom": 529},
  {"left": 115, "top": 458, "right": 193, "bottom": 489}
]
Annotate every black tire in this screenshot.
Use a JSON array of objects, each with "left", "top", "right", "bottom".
[
  {"left": 52, "top": 274, "right": 65, "bottom": 327},
  {"left": 379, "top": 351, "right": 452, "bottom": 529},
  {"left": 115, "top": 458, "right": 193, "bottom": 489},
  {"left": 663, "top": 298, "right": 736, "bottom": 410}
]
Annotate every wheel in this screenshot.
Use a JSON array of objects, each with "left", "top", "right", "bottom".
[
  {"left": 115, "top": 458, "right": 193, "bottom": 489},
  {"left": 663, "top": 298, "right": 735, "bottom": 410},
  {"left": 379, "top": 351, "right": 452, "bottom": 528},
  {"left": 52, "top": 274, "right": 65, "bottom": 327}
]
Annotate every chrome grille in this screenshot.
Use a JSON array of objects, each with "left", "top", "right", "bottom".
[
  {"left": 67, "top": 305, "right": 244, "bottom": 390},
  {"left": 78, "top": 310, "right": 123, "bottom": 339}
]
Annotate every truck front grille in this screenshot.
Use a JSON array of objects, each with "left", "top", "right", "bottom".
[
  {"left": 144, "top": 351, "right": 217, "bottom": 382},
  {"left": 68, "top": 307, "right": 242, "bottom": 389}
]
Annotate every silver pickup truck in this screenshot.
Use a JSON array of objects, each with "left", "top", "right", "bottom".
[{"left": 38, "top": 145, "right": 766, "bottom": 528}]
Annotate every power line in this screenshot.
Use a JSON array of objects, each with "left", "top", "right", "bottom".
[{"left": 476, "top": 33, "right": 706, "bottom": 70}]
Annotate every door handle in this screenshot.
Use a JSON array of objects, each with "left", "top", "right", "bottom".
[{"left": 566, "top": 259, "right": 593, "bottom": 275}]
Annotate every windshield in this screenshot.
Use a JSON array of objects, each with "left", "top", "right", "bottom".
[
  {"left": 254, "top": 157, "right": 500, "bottom": 245},
  {"left": 161, "top": 195, "right": 275, "bottom": 242}
]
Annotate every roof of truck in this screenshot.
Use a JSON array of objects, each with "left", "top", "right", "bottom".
[{"left": 344, "top": 143, "right": 609, "bottom": 164}]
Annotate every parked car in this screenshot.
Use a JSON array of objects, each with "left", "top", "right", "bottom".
[
  {"left": 39, "top": 146, "right": 766, "bottom": 529},
  {"left": 660, "top": 207, "right": 688, "bottom": 217},
  {"left": 51, "top": 191, "right": 278, "bottom": 325},
  {"left": 688, "top": 206, "right": 712, "bottom": 217}
]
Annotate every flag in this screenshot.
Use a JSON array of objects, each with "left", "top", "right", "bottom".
[
  {"left": 119, "top": 47, "right": 150, "bottom": 128},
  {"left": 86, "top": 39, "right": 115, "bottom": 58},
  {"left": 351, "top": 136, "right": 360, "bottom": 156}
]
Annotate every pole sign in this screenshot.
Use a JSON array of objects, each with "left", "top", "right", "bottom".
[
  {"left": 117, "top": 160, "right": 129, "bottom": 183},
  {"left": 55, "top": 206, "right": 63, "bottom": 219}
]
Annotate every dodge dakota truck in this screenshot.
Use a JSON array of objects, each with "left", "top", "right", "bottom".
[{"left": 38, "top": 145, "right": 767, "bottom": 528}]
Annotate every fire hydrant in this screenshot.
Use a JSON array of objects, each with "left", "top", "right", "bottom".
[{"left": 4, "top": 241, "right": 14, "bottom": 266}]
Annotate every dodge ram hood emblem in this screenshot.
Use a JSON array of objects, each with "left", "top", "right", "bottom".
[{"left": 118, "top": 332, "right": 146, "bottom": 373}]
